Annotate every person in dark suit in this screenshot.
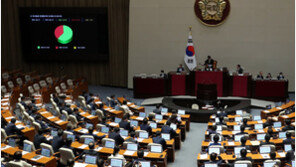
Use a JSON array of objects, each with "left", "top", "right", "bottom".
[
  {"left": 176, "top": 64, "right": 185, "bottom": 73},
  {"left": 132, "top": 150, "right": 148, "bottom": 166},
  {"left": 266, "top": 73, "right": 272, "bottom": 79},
  {"left": 240, "top": 136, "right": 251, "bottom": 151},
  {"left": 203, "top": 153, "right": 225, "bottom": 166},
  {"left": 125, "top": 131, "right": 137, "bottom": 143},
  {"left": 20, "top": 97, "right": 28, "bottom": 110},
  {"left": 110, "top": 95, "right": 118, "bottom": 108},
  {"left": 108, "top": 127, "right": 124, "bottom": 146},
  {"left": 52, "top": 129, "right": 65, "bottom": 152},
  {"left": 277, "top": 72, "right": 285, "bottom": 80},
  {"left": 159, "top": 70, "right": 168, "bottom": 78},
  {"left": 62, "top": 138, "right": 78, "bottom": 156},
  {"left": 161, "top": 121, "right": 176, "bottom": 139},
  {"left": 282, "top": 119, "right": 294, "bottom": 131},
  {"left": 216, "top": 109, "right": 227, "bottom": 117},
  {"left": 260, "top": 134, "right": 275, "bottom": 146},
  {"left": 52, "top": 93, "right": 61, "bottom": 105},
  {"left": 97, "top": 103, "right": 107, "bottom": 117},
  {"left": 33, "top": 130, "right": 50, "bottom": 149},
  {"left": 204, "top": 56, "right": 214, "bottom": 68},
  {"left": 242, "top": 118, "right": 251, "bottom": 129},
  {"left": 119, "top": 114, "right": 133, "bottom": 131},
  {"left": 235, "top": 149, "right": 253, "bottom": 163},
  {"left": 30, "top": 99, "right": 39, "bottom": 110},
  {"left": 256, "top": 71, "right": 264, "bottom": 80},
  {"left": 207, "top": 125, "right": 217, "bottom": 135},
  {"left": 283, "top": 132, "right": 295, "bottom": 145},
  {"left": 86, "top": 93, "right": 95, "bottom": 104},
  {"left": 88, "top": 98, "right": 98, "bottom": 111},
  {"left": 140, "top": 118, "right": 152, "bottom": 136},
  {"left": 152, "top": 131, "right": 167, "bottom": 150},
  {"left": 153, "top": 105, "right": 161, "bottom": 114},
  {"left": 208, "top": 134, "right": 221, "bottom": 147},
  {"left": 168, "top": 114, "right": 181, "bottom": 125},
  {"left": 78, "top": 142, "right": 99, "bottom": 159},
  {"left": 236, "top": 64, "right": 244, "bottom": 74},
  {"left": 235, "top": 125, "right": 248, "bottom": 135},
  {"left": 263, "top": 117, "right": 273, "bottom": 128},
  {"left": 64, "top": 103, "right": 73, "bottom": 115},
  {"left": 216, "top": 116, "right": 226, "bottom": 126},
  {"left": 5, "top": 118, "right": 23, "bottom": 136},
  {"left": 73, "top": 108, "right": 83, "bottom": 122},
  {"left": 284, "top": 150, "right": 295, "bottom": 166},
  {"left": 86, "top": 126, "right": 106, "bottom": 141},
  {"left": 35, "top": 115, "right": 50, "bottom": 131},
  {"left": 30, "top": 108, "right": 38, "bottom": 120}
]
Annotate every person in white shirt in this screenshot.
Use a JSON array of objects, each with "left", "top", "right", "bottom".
[
  {"left": 121, "top": 100, "right": 133, "bottom": 115},
  {"left": 8, "top": 151, "right": 32, "bottom": 167},
  {"left": 108, "top": 146, "right": 126, "bottom": 164}
]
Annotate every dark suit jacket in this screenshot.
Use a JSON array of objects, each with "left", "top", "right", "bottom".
[
  {"left": 161, "top": 125, "right": 176, "bottom": 139},
  {"left": 52, "top": 136, "right": 65, "bottom": 152},
  {"left": 152, "top": 136, "right": 167, "bottom": 150},
  {"left": 119, "top": 121, "right": 132, "bottom": 131},
  {"left": 207, "top": 129, "right": 217, "bottom": 135},
  {"left": 5, "top": 123, "right": 21, "bottom": 136},
  {"left": 235, "top": 157, "right": 253, "bottom": 163},
  {"left": 110, "top": 100, "right": 117, "bottom": 108},
  {"left": 140, "top": 124, "right": 152, "bottom": 135},
  {"left": 260, "top": 141, "right": 275, "bottom": 146},
  {"left": 125, "top": 137, "right": 137, "bottom": 143},
  {"left": 33, "top": 134, "right": 50, "bottom": 149},
  {"left": 78, "top": 149, "right": 99, "bottom": 159},
  {"left": 282, "top": 125, "right": 294, "bottom": 131},
  {"left": 283, "top": 138, "right": 295, "bottom": 145},
  {"left": 36, "top": 120, "right": 49, "bottom": 130},
  {"left": 108, "top": 132, "right": 124, "bottom": 145},
  {"left": 153, "top": 109, "right": 161, "bottom": 114}
]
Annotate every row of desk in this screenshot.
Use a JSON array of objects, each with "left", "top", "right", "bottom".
[{"left": 133, "top": 70, "right": 288, "bottom": 101}]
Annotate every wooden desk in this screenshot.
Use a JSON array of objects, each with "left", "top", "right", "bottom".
[
  {"left": 38, "top": 108, "right": 68, "bottom": 130},
  {"left": 261, "top": 101, "right": 295, "bottom": 118},
  {"left": 278, "top": 112, "right": 295, "bottom": 124},
  {"left": 117, "top": 97, "right": 145, "bottom": 113}
]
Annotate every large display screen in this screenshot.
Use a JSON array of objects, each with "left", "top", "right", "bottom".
[{"left": 19, "top": 7, "right": 109, "bottom": 61}]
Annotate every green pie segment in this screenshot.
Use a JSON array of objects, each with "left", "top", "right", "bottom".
[{"left": 54, "top": 25, "right": 73, "bottom": 44}]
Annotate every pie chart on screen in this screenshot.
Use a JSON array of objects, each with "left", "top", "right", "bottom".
[{"left": 54, "top": 25, "right": 73, "bottom": 44}]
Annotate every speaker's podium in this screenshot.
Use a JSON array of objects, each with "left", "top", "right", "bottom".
[
  {"left": 168, "top": 71, "right": 187, "bottom": 95},
  {"left": 196, "top": 84, "right": 217, "bottom": 105}
]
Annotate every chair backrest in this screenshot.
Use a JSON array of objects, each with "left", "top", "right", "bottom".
[
  {"left": 287, "top": 130, "right": 295, "bottom": 136},
  {"left": 33, "top": 83, "right": 40, "bottom": 91},
  {"left": 7, "top": 81, "right": 14, "bottom": 89},
  {"left": 24, "top": 140, "right": 36, "bottom": 151},
  {"left": 55, "top": 86, "right": 61, "bottom": 94},
  {"left": 96, "top": 124, "right": 106, "bottom": 131},
  {"left": 123, "top": 141, "right": 134, "bottom": 149},
  {"left": 234, "top": 160, "right": 252, "bottom": 167},
  {"left": 59, "top": 148, "right": 75, "bottom": 165},
  {"left": 32, "top": 122, "right": 41, "bottom": 132},
  {"left": 192, "top": 104, "right": 199, "bottom": 110},
  {"left": 67, "top": 79, "right": 73, "bottom": 87},
  {"left": 6, "top": 161, "right": 26, "bottom": 167},
  {"left": 68, "top": 115, "right": 78, "bottom": 128},
  {"left": 40, "top": 143, "right": 54, "bottom": 157},
  {"left": 16, "top": 78, "right": 23, "bottom": 86},
  {"left": 79, "top": 135, "right": 94, "bottom": 143},
  {"left": 39, "top": 80, "right": 47, "bottom": 88},
  {"left": 1, "top": 128, "right": 7, "bottom": 143},
  {"left": 25, "top": 75, "right": 31, "bottom": 82},
  {"left": 28, "top": 86, "right": 35, "bottom": 94},
  {"left": 264, "top": 159, "right": 281, "bottom": 166},
  {"left": 63, "top": 131, "right": 74, "bottom": 140},
  {"left": 1, "top": 85, "right": 7, "bottom": 93},
  {"left": 102, "top": 138, "right": 115, "bottom": 146},
  {"left": 46, "top": 77, "right": 53, "bottom": 85},
  {"left": 2, "top": 72, "right": 9, "bottom": 80},
  {"left": 61, "top": 110, "right": 69, "bottom": 121},
  {"left": 96, "top": 109, "right": 104, "bottom": 118},
  {"left": 60, "top": 83, "right": 67, "bottom": 90}
]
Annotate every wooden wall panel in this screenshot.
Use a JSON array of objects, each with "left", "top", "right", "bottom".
[{"left": 1, "top": 0, "right": 129, "bottom": 87}]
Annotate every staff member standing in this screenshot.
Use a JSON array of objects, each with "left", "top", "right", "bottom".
[
  {"left": 177, "top": 64, "right": 185, "bottom": 73},
  {"left": 236, "top": 64, "right": 244, "bottom": 74}
]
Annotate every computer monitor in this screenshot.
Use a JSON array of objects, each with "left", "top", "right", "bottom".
[
  {"left": 85, "top": 123, "right": 93, "bottom": 129},
  {"left": 161, "top": 107, "right": 168, "bottom": 114},
  {"left": 150, "top": 122, "right": 157, "bottom": 129},
  {"left": 205, "top": 163, "right": 218, "bottom": 167},
  {"left": 216, "top": 125, "right": 222, "bottom": 131},
  {"left": 235, "top": 117, "right": 243, "bottom": 122},
  {"left": 273, "top": 122, "right": 282, "bottom": 128},
  {"left": 279, "top": 132, "right": 286, "bottom": 139},
  {"left": 115, "top": 117, "right": 122, "bottom": 123},
  {"left": 215, "top": 117, "right": 220, "bottom": 123},
  {"left": 67, "top": 134, "right": 75, "bottom": 142},
  {"left": 257, "top": 133, "right": 266, "bottom": 141},
  {"left": 178, "top": 110, "right": 185, "bottom": 115},
  {"left": 139, "top": 161, "right": 151, "bottom": 167},
  {"left": 208, "top": 147, "right": 220, "bottom": 155},
  {"left": 155, "top": 114, "right": 163, "bottom": 120},
  {"left": 127, "top": 143, "right": 138, "bottom": 151},
  {"left": 23, "top": 143, "right": 32, "bottom": 152},
  {"left": 236, "top": 110, "right": 243, "bottom": 115},
  {"left": 91, "top": 110, "right": 96, "bottom": 116},
  {"left": 8, "top": 138, "right": 16, "bottom": 147},
  {"left": 139, "top": 112, "right": 146, "bottom": 118},
  {"left": 101, "top": 126, "right": 109, "bottom": 133},
  {"left": 130, "top": 120, "right": 138, "bottom": 127},
  {"left": 139, "top": 131, "right": 149, "bottom": 139},
  {"left": 234, "top": 135, "right": 244, "bottom": 142},
  {"left": 253, "top": 115, "right": 261, "bottom": 121},
  {"left": 84, "top": 137, "right": 94, "bottom": 145},
  {"left": 170, "top": 123, "right": 177, "bottom": 130},
  {"left": 263, "top": 162, "right": 276, "bottom": 167},
  {"left": 105, "top": 140, "right": 115, "bottom": 148},
  {"left": 51, "top": 130, "right": 58, "bottom": 137},
  {"left": 41, "top": 148, "right": 51, "bottom": 157},
  {"left": 234, "top": 164, "right": 248, "bottom": 167},
  {"left": 120, "top": 129, "right": 128, "bottom": 137},
  {"left": 85, "top": 155, "right": 97, "bottom": 164},
  {"left": 234, "top": 125, "right": 240, "bottom": 131},
  {"left": 110, "top": 158, "right": 123, "bottom": 167},
  {"left": 284, "top": 144, "right": 292, "bottom": 152},
  {"left": 234, "top": 147, "right": 245, "bottom": 155},
  {"left": 259, "top": 146, "right": 271, "bottom": 154},
  {"left": 161, "top": 133, "right": 170, "bottom": 140},
  {"left": 254, "top": 124, "right": 263, "bottom": 130},
  {"left": 292, "top": 160, "right": 295, "bottom": 167},
  {"left": 150, "top": 145, "right": 162, "bottom": 153}
]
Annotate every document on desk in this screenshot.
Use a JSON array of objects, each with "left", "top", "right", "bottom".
[
  {"left": 40, "top": 111, "right": 49, "bottom": 114},
  {"left": 31, "top": 155, "right": 43, "bottom": 161},
  {"left": 16, "top": 125, "right": 25, "bottom": 129},
  {"left": 257, "top": 120, "right": 263, "bottom": 124},
  {"left": 276, "top": 107, "right": 282, "bottom": 110},
  {"left": 136, "top": 117, "right": 144, "bottom": 121},
  {"left": 73, "top": 163, "right": 88, "bottom": 167},
  {"left": 257, "top": 130, "right": 264, "bottom": 133},
  {"left": 5, "top": 116, "right": 15, "bottom": 120},
  {"left": 137, "top": 138, "right": 144, "bottom": 142},
  {"left": 228, "top": 141, "right": 235, "bottom": 146},
  {"left": 278, "top": 152, "right": 286, "bottom": 157},
  {"left": 261, "top": 154, "right": 270, "bottom": 159},
  {"left": 55, "top": 120, "right": 64, "bottom": 124},
  {"left": 22, "top": 151, "right": 29, "bottom": 155},
  {"left": 78, "top": 144, "right": 88, "bottom": 149},
  {"left": 47, "top": 116, "right": 56, "bottom": 120},
  {"left": 124, "top": 150, "right": 135, "bottom": 156},
  {"left": 95, "top": 147, "right": 103, "bottom": 151},
  {"left": 109, "top": 123, "right": 118, "bottom": 126},
  {"left": 263, "top": 110, "right": 269, "bottom": 113},
  {"left": 65, "top": 100, "right": 72, "bottom": 103},
  {"left": 95, "top": 101, "right": 102, "bottom": 104},
  {"left": 199, "top": 154, "right": 208, "bottom": 159},
  {"left": 250, "top": 141, "right": 260, "bottom": 146},
  {"left": 144, "top": 152, "right": 149, "bottom": 156},
  {"left": 79, "top": 129, "right": 88, "bottom": 133},
  {"left": 86, "top": 115, "right": 94, "bottom": 118},
  {"left": 1, "top": 145, "right": 11, "bottom": 150},
  {"left": 80, "top": 112, "right": 86, "bottom": 115}
]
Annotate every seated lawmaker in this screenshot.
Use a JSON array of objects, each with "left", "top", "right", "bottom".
[
  {"left": 260, "top": 134, "right": 275, "bottom": 146},
  {"left": 236, "top": 64, "right": 244, "bottom": 74},
  {"left": 235, "top": 125, "right": 248, "bottom": 135},
  {"left": 242, "top": 118, "right": 251, "bottom": 128},
  {"left": 152, "top": 131, "right": 167, "bottom": 150},
  {"left": 256, "top": 71, "right": 264, "bottom": 80},
  {"left": 235, "top": 149, "right": 253, "bottom": 163},
  {"left": 207, "top": 125, "right": 217, "bottom": 135},
  {"left": 52, "top": 129, "right": 65, "bottom": 152},
  {"left": 240, "top": 137, "right": 251, "bottom": 151},
  {"left": 263, "top": 117, "right": 273, "bottom": 128},
  {"left": 119, "top": 114, "right": 133, "bottom": 132},
  {"left": 35, "top": 115, "right": 50, "bottom": 131},
  {"left": 277, "top": 72, "right": 285, "bottom": 80},
  {"left": 216, "top": 116, "right": 226, "bottom": 126},
  {"left": 160, "top": 70, "right": 167, "bottom": 78},
  {"left": 284, "top": 150, "right": 295, "bottom": 166},
  {"left": 125, "top": 131, "right": 137, "bottom": 143},
  {"left": 8, "top": 151, "right": 32, "bottom": 167},
  {"left": 108, "top": 146, "right": 126, "bottom": 164},
  {"left": 266, "top": 73, "right": 272, "bottom": 79},
  {"left": 110, "top": 95, "right": 118, "bottom": 108},
  {"left": 5, "top": 118, "right": 23, "bottom": 136},
  {"left": 283, "top": 132, "right": 295, "bottom": 145},
  {"left": 153, "top": 105, "right": 161, "bottom": 114},
  {"left": 108, "top": 127, "right": 124, "bottom": 146},
  {"left": 203, "top": 153, "right": 225, "bottom": 166},
  {"left": 78, "top": 142, "right": 99, "bottom": 159},
  {"left": 282, "top": 119, "right": 294, "bottom": 131},
  {"left": 33, "top": 130, "right": 50, "bottom": 149},
  {"left": 62, "top": 138, "right": 78, "bottom": 156},
  {"left": 140, "top": 118, "right": 152, "bottom": 135},
  {"left": 161, "top": 121, "right": 177, "bottom": 139},
  {"left": 132, "top": 150, "right": 148, "bottom": 166},
  {"left": 176, "top": 64, "right": 185, "bottom": 73}
]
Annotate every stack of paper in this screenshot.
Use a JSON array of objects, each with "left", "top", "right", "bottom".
[
  {"left": 78, "top": 144, "right": 88, "bottom": 149},
  {"left": 199, "top": 154, "right": 208, "bottom": 159},
  {"left": 250, "top": 141, "right": 260, "bottom": 146},
  {"left": 124, "top": 150, "right": 135, "bottom": 156}
]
